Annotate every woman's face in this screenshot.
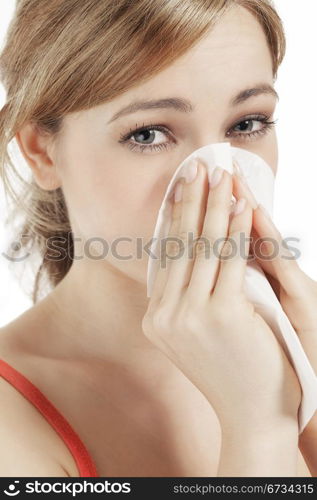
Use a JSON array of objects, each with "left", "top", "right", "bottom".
[{"left": 52, "top": 5, "right": 278, "bottom": 284}]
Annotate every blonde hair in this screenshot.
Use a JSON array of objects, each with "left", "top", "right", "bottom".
[{"left": 0, "top": 0, "right": 286, "bottom": 304}]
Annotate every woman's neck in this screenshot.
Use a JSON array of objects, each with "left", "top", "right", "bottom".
[{"left": 41, "top": 257, "right": 185, "bottom": 395}]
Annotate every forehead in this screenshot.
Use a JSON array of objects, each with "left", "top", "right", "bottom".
[
  {"left": 64, "top": 4, "right": 275, "bottom": 130},
  {"left": 112, "top": 5, "right": 273, "bottom": 105}
]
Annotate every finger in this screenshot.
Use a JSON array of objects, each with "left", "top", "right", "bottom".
[
  {"left": 249, "top": 226, "right": 277, "bottom": 281},
  {"left": 232, "top": 162, "right": 302, "bottom": 293},
  {"left": 251, "top": 204, "right": 303, "bottom": 293},
  {"left": 247, "top": 226, "right": 283, "bottom": 300},
  {"left": 148, "top": 179, "right": 183, "bottom": 307},
  {"left": 215, "top": 196, "right": 253, "bottom": 296},
  {"left": 186, "top": 168, "right": 233, "bottom": 301},
  {"left": 232, "top": 160, "right": 258, "bottom": 209},
  {"left": 161, "top": 159, "right": 209, "bottom": 301}
]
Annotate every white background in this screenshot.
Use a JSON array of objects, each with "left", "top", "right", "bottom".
[{"left": 0, "top": 1, "right": 316, "bottom": 326}]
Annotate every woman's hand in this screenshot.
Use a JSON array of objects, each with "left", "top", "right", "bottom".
[
  {"left": 232, "top": 162, "right": 317, "bottom": 375},
  {"left": 232, "top": 161, "right": 317, "bottom": 476},
  {"left": 142, "top": 159, "right": 301, "bottom": 434}
]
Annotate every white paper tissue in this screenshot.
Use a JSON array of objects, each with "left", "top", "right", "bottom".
[{"left": 146, "top": 142, "right": 317, "bottom": 434}]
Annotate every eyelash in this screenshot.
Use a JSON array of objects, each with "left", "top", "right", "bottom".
[{"left": 118, "top": 115, "right": 278, "bottom": 153}]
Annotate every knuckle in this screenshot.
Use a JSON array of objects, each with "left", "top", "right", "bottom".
[
  {"left": 141, "top": 312, "right": 153, "bottom": 335},
  {"left": 182, "top": 190, "right": 196, "bottom": 205},
  {"left": 194, "top": 236, "right": 214, "bottom": 259},
  {"left": 177, "top": 230, "right": 190, "bottom": 245},
  {"left": 175, "top": 300, "right": 200, "bottom": 331},
  {"left": 207, "top": 195, "right": 231, "bottom": 213},
  {"left": 171, "top": 207, "right": 181, "bottom": 224},
  {"left": 143, "top": 304, "right": 179, "bottom": 351},
  {"left": 219, "top": 238, "right": 235, "bottom": 259},
  {"left": 163, "top": 237, "right": 183, "bottom": 259},
  {"left": 152, "top": 306, "right": 173, "bottom": 333},
  {"left": 211, "top": 292, "right": 249, "bottom": 324},
  {"left": 211, "top": 307, "right": 231, "bottom": 330}
]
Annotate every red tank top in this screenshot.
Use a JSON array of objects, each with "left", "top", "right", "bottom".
[{"left": 0, "top": 358, "right": 99, "bottom": 477}]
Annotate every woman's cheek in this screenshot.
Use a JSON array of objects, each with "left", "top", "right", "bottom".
[{"left": 256, "top": 133, "right": 278, "bottom": 174}]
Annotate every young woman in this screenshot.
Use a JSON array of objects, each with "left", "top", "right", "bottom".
[{"left": 0, "top": 0, "right": 316, "bottom": 477}]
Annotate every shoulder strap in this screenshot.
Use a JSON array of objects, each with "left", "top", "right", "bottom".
[{"left": 0, "top": 358, "right": 99, "bottom": 477}]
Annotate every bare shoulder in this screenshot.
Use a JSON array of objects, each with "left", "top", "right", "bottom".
[
  {"left": 0, "top": 372, "right": 69, "bottom": 476},
  {"left": 0, "top": 323, "right": 78, "bottom": 477},
  {"left": 0, "top": 378, "right": 68, "bottom": 477}
]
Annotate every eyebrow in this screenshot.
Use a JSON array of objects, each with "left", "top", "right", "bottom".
[{"left": 107, "top": 84, "right": 279, "bottom": 124}]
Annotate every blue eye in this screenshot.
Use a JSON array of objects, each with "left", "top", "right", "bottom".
[
  {"left": 119, "top": 123, "right": 174, "bottom": 153},
  {"left": 119, "top": 115, "right": 277, "bottom": 154}
]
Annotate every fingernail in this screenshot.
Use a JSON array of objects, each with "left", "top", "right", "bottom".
[
  {"left": 233, "top": 197, "right": 247, "bottom": 215},
  {"left": 174, "top": 180, "right": 184, "bottom": 202},
  {"left": 185, "top": 158, "right": 198, "bottom": 183},
  {"left": 210, "top": 166, "right": 224, "bottom": 188},
  {"left": 229, "top": 198, "right": 236, "bottom": 215}
]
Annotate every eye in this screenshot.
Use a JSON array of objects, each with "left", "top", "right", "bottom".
[
  {"left": 226, "top": 115, "right": 277, "bottom": 141},
  {"left": 119, "top": 122, "right": 175, "bottom": 154},
  {"left": 118, "top": 114, "right": 277, "bottom": 154}
]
